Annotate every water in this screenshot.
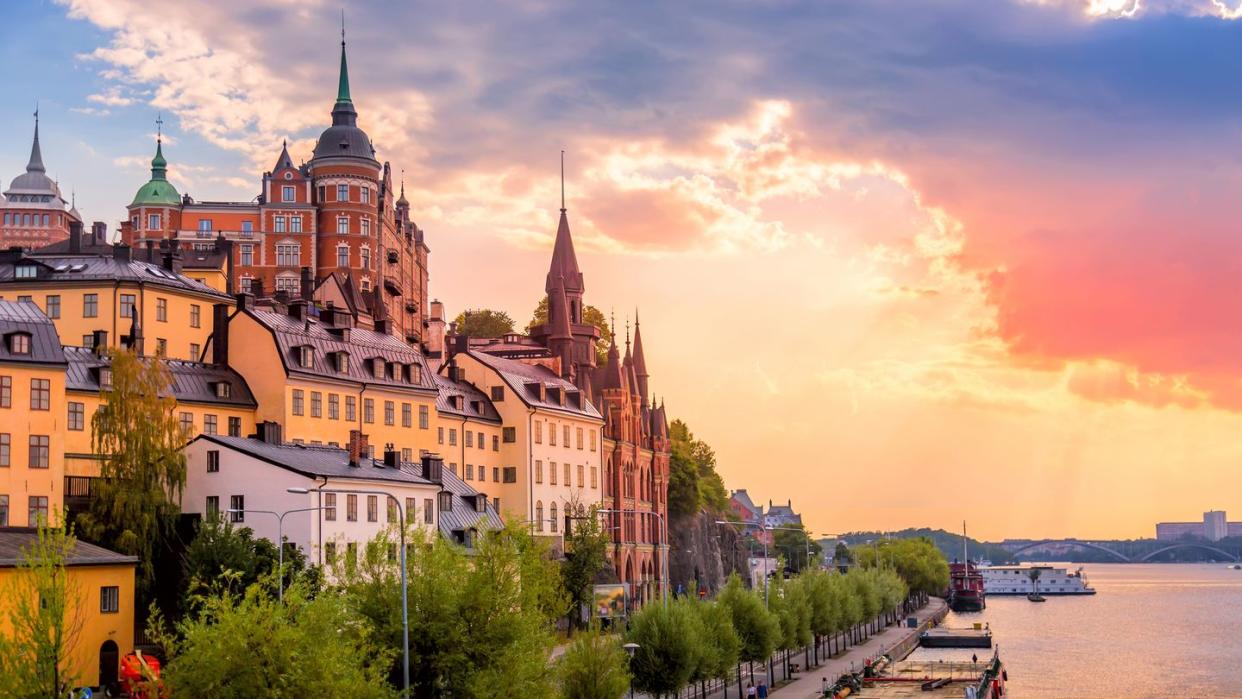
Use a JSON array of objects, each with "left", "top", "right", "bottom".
[{"left": 909, "top": 564, "right": 1242, "bottom": 697}]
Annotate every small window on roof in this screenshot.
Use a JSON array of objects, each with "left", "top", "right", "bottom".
[
  {"left": 215, "top": 382, "right": 231, "bottom": 399},
  {"left": 373, "top": 358, "right": 386, "bottom": 380},
  {"left": 298, "top": 345, "right": 314, "bottom": 369},
  {"left": 99, "top": 367, "right": 113, "bottom": 390},
  {"left": 15, "top": 264, "right": 37, "bottom": 279},
  {"left": 8, "top": 333, "right": 31, "bottom": 355}
]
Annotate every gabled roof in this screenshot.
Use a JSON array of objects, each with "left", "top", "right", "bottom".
[
  {"left": 438, "top": 466, "right": 503, "bottom": 539},
  {"left": 272, "top": 140, "right": 295, "bottom": 173},
  {"left": 0, "top": 529, "right": 137, "bottom": 568},
  {"left": 0, "top": 252, "right": 229, "bottom": 300},
  {"left": 464, "top": 349, "right": 601, "bottom": 420},
  {"left": 730, "top": 489, "right": 762, "bottom": 518},
  {"left": 63, "top": 347, "right": 257, "bottom": 407},
  {"left": 0, "top": 300, "right": 64, "bottom": 366},
  {"left": 545, "top": 209, "right": 583, "bottom": 294},
  {"left": 433, "top": 372, "right": 501, "bottom": 423},
  {"left": 191, "top": 434, "right": 437, "bottom": 485}
]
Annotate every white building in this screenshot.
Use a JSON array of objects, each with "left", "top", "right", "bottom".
[{"left": 181, "top": 424, "right": 501, "bottom": 566}]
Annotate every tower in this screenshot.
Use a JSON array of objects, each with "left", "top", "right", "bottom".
[{"left": 0, "top": 109, "right": 79, "bottom": 249}]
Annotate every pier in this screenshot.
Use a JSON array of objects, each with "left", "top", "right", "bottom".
[{"left": 919, "top": 626, "right": 992, "bottom": 649}]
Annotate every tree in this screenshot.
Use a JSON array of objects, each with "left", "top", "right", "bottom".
[
  {"left": 854, "top": 537, "right": 947, "bottom": 597},
  {"left": 181, "top": 517, "right": 319, "bottom": 613},
  {"left": 453, "top": 308, "right": 516, "bottom": 338},
  {"left": 625, "top": 599, "right": 703, "bottom": 697},
  {"left": 561, "top": 507, "right": 611, "bottom": 634},
  {"left": 667, "top": 420, "right": 729, "bottom": 516},
  {"left": 163, "top": 580, "right": 394, "bottom": 698},
  {"left": 834, "top": 541, "right": 853, "bottom": 569},
  {"left": 694, "top": 599, "right": 741, "bottom": 690},
  {"left": 772, "top": 525, "right": 822, "bottom": 574},
  {"left": 717, "top": 575, "right": 780, "bottom": 673},
  {"left": 0, "top": 524, "right": 84, "bottom": 698},
  {"left": 527, "top": 296, "right": 612, "bottom": 364},
  {"left": 79, "top": 348, "right": 187, "bottom": 592},
  {"left": 558, "top": 626, "right": 631, "bottom": 699}
]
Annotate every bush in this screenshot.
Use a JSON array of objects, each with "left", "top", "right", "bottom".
[{"left": 558, "top": 627, "right": 631, "bottom": 699}]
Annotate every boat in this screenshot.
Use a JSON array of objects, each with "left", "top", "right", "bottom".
[
  {"left": 1026, "top": 592, "right": 1046, "bottom": 602},
  {"left": 947, "top": 521, "right": 986, "bottom": 612},
  {"left": 1229, "top": 564, "right": 1241, "bottom": 570},
  {"left": 980, "top": 564, "right": 1096, "bottom": 595},
  {"left": 838, "top": 652, "right": 1009, "bottom": 698}
]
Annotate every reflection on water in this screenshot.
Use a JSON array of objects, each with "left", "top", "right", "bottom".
[{"left": 909, "top": 564, "right": 1242, "bottom": 698}]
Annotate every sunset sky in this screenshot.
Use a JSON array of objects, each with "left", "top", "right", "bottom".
[{"left": 6, "top": 0, "right": 1242, "bottom": 540}]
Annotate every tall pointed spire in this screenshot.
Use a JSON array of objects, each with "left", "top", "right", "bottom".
[
  {"left": 337, "top": 13, "right": 352, "bottom": 105},
  {"left": 560, "top": 149, "right": 565, "bottom": 212},
  {"left": 27, "top": 106, "right": 45, "bottom": 174},
  {"left": 546, "top": 152, "right": 583, "bottom": 297},
  {"left": 549, "top": 274, "right": 572, "bottom": 342},
  {"left": 602, "top": 311, "right": 624, "bottom": 390},
  {"left": 273, "top": 138, "right": 294, "bottom": 172},
  {"left": 151, "top": 114, "right": 168, "bottom": 180},
  {"left": 632, "top": 309, "right": 649, "bottom": 399}
]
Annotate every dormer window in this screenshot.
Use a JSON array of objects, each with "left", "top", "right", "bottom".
[
  {"left": 331, "top": 351, "right": 349, "bottom": 372},
  {"left": 98, "top": 367, "right": 112, "bottom": 390},
  {"left": 470, "top": 400, "right": 482, "bottom": 415},
  {"left": 7, "top": 333, "right": 30, "bottom": 355},
  {"left": 450, "top": 395, "right": 463, "bottom": 410},
  {"left": 407, "top": 364, "right": 422, "bottom": 384},
  {"left": 372, "top": 358, "right": 386, "bottom": 380},
  {"left": 14, "top": 264, "right": 37, "bottom": 279},
  {"left": 214, "top": 382, "right": 231, "bottom": 399},
  {"left": 297, "top": 345, "right": 314, "bottom": 369},
  {"left": 474, "top": 495, "right": 487, "bottom": 513}
]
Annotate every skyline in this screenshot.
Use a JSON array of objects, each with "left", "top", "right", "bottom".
[{"left": 5, "top": 0, "right": 1242, "bottom": 540}]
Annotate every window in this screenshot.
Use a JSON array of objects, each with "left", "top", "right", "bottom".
[
  {"left": 563, "top": 425, "right": 571, "bottom": 448},
  {"left": 30, "top": 379, "right": 49, "bottom": 410},
  {"left": 156, "top": 298, "right": 167, "bottom": 322},
  {"left": 328, "top": 394, "right": 340, "bottom": 420},
  {"left": 535, "top": 501, "right": 544, "bottom": 532},
  {"left": 337, "top": 245, "right": 349, "bottom": 267},
  {"left": 466, "top": 464, "right": 474, "bottom": 480},
  {"left": 465, "top": 431, "right": 474, "bottom": 449},
  {"left": 418, "top": 404, "right": 429, "bottom": 429},
  {"left": 591, "top": 465, "right": 598, "bottom": 489},
  {"left": 449, "top": 429, "right": 457, "bottom": 446},
  {"left": 402, "top": 403, "right": 412, "bottom": 428},
  {"left": 384, "top": 400, "right": 395, "bottom": 426},
  {"left": 364, "top": 398, "right": 375, "bottom": 424},
  {"left": 203, "top": 414, "right": 217, "bottom": 435},
  {"left": 590, "top": 430, "right": 597, "bottom": 452},
  {"left": 367, "top": 495, "right": 378, "bottom": 523},
  {"left": 276, "top": 244, "right": 300, "bottom": 266},
  {"left": 493, "top": 435, "right": 499, "bottom": 451},
  {"left": 346, "top": 396, "right": 356, "bottom": 421},
  {"left": 564, "top": 462, "right": 571, "bottom": 486},
  {"left": 274, "top": 216, "right": 286, "bottom": 233},
  {"left": 290, "top": 216, "right": 302, "bottom": 233},
  {"left": 423, "top": 498, "right": 434, "bottom": 524},
  {"left": 402, "top": 447, "right": 412, "bottom": 462},
  {"left": 578, "top": 464, "right": 585, "bottom": 487},
  {"left": 228, "top": 495, "right": 244, "bottom": 522},
  {"left": 347, "top": 542, "right": 358, "bottom": 569},
  {"left": 550, "top": 502, "right": 558, "bottom": 533},
  {"left": 0, "top": 376, "right": 8, "bottom": 407},
  {"left": 439, "top": 491, "right": 453, "bottom": 512},
  {"left": 83, "top": 293, "right": 98, "bottom": 318},
  {"left": 361, "top": 186, "right": 371, "bottom": 204},
  {"left": 325, "top": 541, "right": 337, "bottom": 565},
  {"left": 68, "top": 402, "right": 84, "bottom": 431},
  {"left": 491, "top": 385, "right": 504, "bottom": 401},
  {"left": 492, "top": 467, "right": 500, "bottom": 483},
  {"left": 535, "top": 460, "right": 543, "bottom": 484},
  {"left": 240, "top": 244, "right": 254, "bottom": 266},
  {"left": 324, "top": 493, "right": 337, "bottom": 521},
  {"left": 503, "top": 427, "right": 516, "bottom": 443},
  {"left": 206, "top": 450, "right": 220, "bottom": 473},
  {"left": 198, "top": 219, "right": 213, "bottom": 232},
  {"left": 120, "top": 294, "right": 135, "bottom": 318},
  {"left": 148, "top": 214, "right": 161, "bottom": 230},
  {"left": 292, "top": 389, "right": 304, "bottom": 416},
  {"left": 156, "top": 338, "right": 167, "bottom": 356},
  {"left": 550, "top": 423, "right": 557, "bottom": 446},
  {"left": 204, "top": 495, "right": 219, "bottom": 519},
  {"left": 228, "top": 416, "right": 241, "bottom": 437},
  {"left": 283, "top": 185, "right": 295, "bottom": 202},
  {"left": 437, "top": 427, "right": 444, "bottom": 445},
  {"left": 337, "top": 216, "right": 349, "bottom": 235},
  {"left": 534, "top": 421, "right": 542, "bottom": 444},
  {"left": 347, "top": 494, "right": 358, "bottom": 521},
  {"left": 576, "top": 427, "right": 584, "bottom": 450},
  {"left": 360, "top": 246, "right": 370, "bottom": 268},
  {"left": 550, "top": 462, "right": 558, "bottom": 485},
  {"left": 387, "top": 498, "right": 399, "bottom": 524},
  {"left": 361, "top": 219, "right": 371, "bottom": 238},
  {"left": 503, "top": 467, "right": 517, "bottom": 483},
  {"left": 45, "top": 295, "right": 59, "bottom": 319},
  {"left": 337, "top": 184, "right": 349, "bottom": 201},
  {"left": 190, "top": 343, "right": 201, "bottom": 359},
  {"left": 372, "top": 359, "right": 386, "bottom": 380},
  {"left": 101, "top": 586, "right": 120, "bottom": 613},
  {"left": 190, "top": 304, "right": 201, "bottom": 328},
  {"left": 29, "top": 496, "right": 48, "bottom": 525},
  {"left": 242, "top": 220, "right": 253, "bottom": 233},
  {"left": 0, "top": 434, "right": 9, "bottom": 466},
  {"left": 179, "top": 412, "right": 193, "bottom": 436},
  {"left": 477, "top": 432, "right": 485, "bottom": 449}
]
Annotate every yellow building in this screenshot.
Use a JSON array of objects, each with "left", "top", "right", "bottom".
[
  {"left": 432, "top": 372, "right": 507, "bottom": 512},
  {"left": 211, "top": 295, "right": 439, "bottom": 459},
  {"left": 0, "top": 299, "right": 67, "bottom": 527},
  {"left": 0, "top": 236, "right": 233, "bottom": 363},
  {"left": 0, "top": 529, "right": 137, "bottom": 692}
]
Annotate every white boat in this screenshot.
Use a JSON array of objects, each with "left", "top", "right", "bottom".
[{"left": 980, "top": 564, "right": 1096, "bottom": 595}]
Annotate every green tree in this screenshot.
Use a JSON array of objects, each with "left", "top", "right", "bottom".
[
  {"left": 854, "top": 537, "right": 947, "bottom": 597},
  {"left": 625, "top": 599, "right": 704, "bottom": 697},
  {"left": 558, "top": 626, "right": 631, "bottom": 699},
  {"left": 667, "top": 420, "right": 729, "bottom": 516},
  {"left": 561, "top": 506, "right": 611, "bottom": 634},
  {"left": 717, "top": 575, "right": 780, "bottom": 673},
  {"left": 163, "top": 580, "right": 394, "bottom": 698},
  {"left": 181, "top": 517, "right": 319, "bottom": 613},
  {"left": 453, "top": 308, "right": 517, "bottom": 338},
  {"left": 772, "top": 525, "right": 822, "bottom": 574},
  {"left": 0, "top": 523, "right": 84, "bottom": 698},
  {"left": 79, "top": 348, "right": 187, "bottom": 592},
  {"left": 527, "top": 296, "right": 612, "bottom": 364},
  {"left": 693, "top": 598, "right": 741, "bottom": 689}
]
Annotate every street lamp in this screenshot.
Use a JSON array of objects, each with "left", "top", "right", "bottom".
[
  {"left": 288, "top": 486, "right": 410, "bottom": 699},
  {"left": 716, "top": 519, "right": 770, "bottom": 608},
  {"left": 224, "top": 504, "right": 323, "bottom": 602},
  {"left": 622, "top": 642, "right": 640, "bottom": 699}
]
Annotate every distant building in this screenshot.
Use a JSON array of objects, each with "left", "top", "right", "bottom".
[
  {"left": 764, "top": 498, "right": 803, "bottom": 530},
  {"left": 1155, "top": 510, "right": 1240, "bottom": 542},
  {"left": 0, "top": 114, "right": 82, "bottom": 250},
  {"left": 1205, "top": 510, "right": 1228, "bottom": 542}
]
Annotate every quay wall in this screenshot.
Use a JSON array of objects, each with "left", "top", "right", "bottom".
[{"left": 887, "top": 598, "right": 949, "bottom": 663}]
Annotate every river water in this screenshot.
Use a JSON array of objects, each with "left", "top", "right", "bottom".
[{"left": 908, "top": 563, "right": 1242, "bottom": 697}]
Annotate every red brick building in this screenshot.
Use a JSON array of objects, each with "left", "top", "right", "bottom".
[
  {"left": 0, "top": 114, "right": 81, "bottom": 250},
  {"left": 120, "top": 38, "right": 429, "bottom": 346}
]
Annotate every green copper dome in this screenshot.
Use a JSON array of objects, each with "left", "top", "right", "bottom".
[{"left": 130, "top": 140, "right": 181, "bottom": 206}]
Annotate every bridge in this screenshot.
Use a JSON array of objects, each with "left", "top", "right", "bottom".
[{"left": 1001, "top": 539, "right": 1240, "bottom": 563}]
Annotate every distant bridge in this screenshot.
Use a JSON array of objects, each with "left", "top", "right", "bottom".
[{"left": 1002, "top": 539, "right": 1240, "bottom": 563}]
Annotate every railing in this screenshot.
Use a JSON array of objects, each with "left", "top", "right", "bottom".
[{"left": 65, "top": 476, "right": 96, "bottom": 498}]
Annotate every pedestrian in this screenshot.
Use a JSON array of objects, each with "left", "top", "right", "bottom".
[
  {"left": 758, "top": 682, "right": 769, "bottom": 699},
  {"left": 971, "top": 653, "right": 978, "bottom": 664},
  {"left": 746, "top": 681, "right": 756, "bottom": 698}
]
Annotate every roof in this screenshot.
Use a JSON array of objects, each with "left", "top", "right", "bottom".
[
  {"left": 192, "top": 434, "right": 437, "bottom": 485},
  {"left": 64, "top": 347, "right": 257, "bottom": 407},
  {"left": 0, "top": 252, "right": 229, "bottom": 299},
  {"left": 0, "top": 529, "right": 138, "bottom": 567},
  {"left": 0, "top": 300, "right": 64, "bottom": 365},
  {"left": 546, "top": 209, "right": 583, "bottom": 294},
  {"left": 730, "top": 489, "right": 762, "bottom": 518},
  {"left": 433, "top": 372, "right": 501, "bottom": 423},
  {"left": 247, "top": 307, "right": 436, "bottom": 393},
  {"left": 311, "top": 41, "right": 376, "bottom": 163},
  {"left": 464, "top": 349, "right": 601, "bottom": 420},
  {"left": 5, "top": 117, "right": 62, "bottom": 200},
  {"left": 438, "top": 465, "right": 503, "bottom": 538},
  {"left": 130, "top": 140, "right": 181, "bottom": 206}
]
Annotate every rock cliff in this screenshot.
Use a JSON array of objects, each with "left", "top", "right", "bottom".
[{"left": 668, "top": 510, "right": 749, "bottom": 596}]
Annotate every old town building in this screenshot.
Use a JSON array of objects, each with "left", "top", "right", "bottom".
[
  {"left": 119, "top": 37, "right": 429, "bottom": 347},
  {"left": 0, "top": 114, "right": 82, "bottom": 251}
]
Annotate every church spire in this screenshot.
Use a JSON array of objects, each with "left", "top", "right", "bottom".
[
  {"left": 27, "top": 107, "right": 45, "bottom": 174},
  {"left": 633, "top": 309, "right": 649, "bottom": 399},
  {"left": 337, "top": 11, "right": 352, "bottom": 104},
  {"left": 602, "top": 311, "right": 624, "bottom": 390},
  {"left": 546, "top": 153, "right": 583, "bottom": 297}
]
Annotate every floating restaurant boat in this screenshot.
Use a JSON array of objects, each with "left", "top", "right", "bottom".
[
  {"left": 981, "top": 564, "right": 1095, "bottom": 596},
  {"left": 948, "top": 561, "right": 986, "bottom": 612}
]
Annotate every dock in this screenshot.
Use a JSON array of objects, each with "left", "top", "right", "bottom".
[
  {"left": 855, "top": 658, "right": 1005, "bottom": 697},
  {"left": 918, "top": 626, "right": 992, "bottom": 648}
]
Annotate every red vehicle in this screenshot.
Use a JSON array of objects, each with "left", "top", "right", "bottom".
[{"left": 119, "top": 651, "right": 165, "bottom": 699}]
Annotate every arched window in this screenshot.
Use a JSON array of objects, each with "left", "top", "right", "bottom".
[
  {"left": 535, "top": 501, "right": 544, "bottom": 532},
  {"left": 550, "top": 502, "right": 558, "bottom": 533}
]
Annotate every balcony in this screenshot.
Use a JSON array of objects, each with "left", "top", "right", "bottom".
[
  {"left": 64, "top": 476, "right": 99, "bottom": 514},
  {"left": 384, "top": 276, "right": 403, "bottom": 296},
  {"left": 387, "top": 250, "right": 399, "bottom": 264},
  {"left": 405, "top": 300, "right": 417, "bottom": 314}
]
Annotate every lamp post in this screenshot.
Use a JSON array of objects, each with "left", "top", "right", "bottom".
[
  {"left": 716, "top": 519, "right": 769, "bottom": 608},
  {"left": 288, "top": 486, "right": 409, "bottom": 698},
  {"left": 622, "top": 642, "right": 640, "bottom": 699},
  {"left": 598, "top": 508, "right": 668, "bottom": 609},
  {"left": 225, "top": 504, "right": 323, "bottom": 602}
]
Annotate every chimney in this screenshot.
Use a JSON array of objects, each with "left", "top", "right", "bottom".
[
  {"left": 420, "top": 454, "right": 444, "bottom": 485},
  {"left": 383, "top": 444, "right": 400, "bottom": 469},
  {"left": 255, "top": 421, "right": 282, "bottom": 444},
  {"left": 347, "top": 430, "right": 369, "bottom": 467},
  {"left": 112, "top": 244, "right": 132, "bottom": 263},
  {"left": 250, "top": 277, "right": 264, "bottom": 300},
  {"left": 235, "top": 292, "right": 254, "bottom": 311},
  {"left": 91, "top": 221, "right": 107, "bottom": 245},
  {"left": 374, "top": 317, "right": 392, "bottom": 335},
  {"left": 211, "top": 304, "right": 230, "bottom": 365},
  {"left": 289, "top": 299, "right": 308, "bottom": 321},
  {"left": 145, "top": 239, "right": 156, "bottom": 263},
  {"left": 162, "top": 245, "right": 183, "bottom": 274},
  {"left": 91, "top": 330, "right": 108, "bottom": 357},
  {"left": 300, "top": 266, "right": 314, "bottom": 301},
  {"left": 68, "top": 221, "right": 83, "bottom": 254}
]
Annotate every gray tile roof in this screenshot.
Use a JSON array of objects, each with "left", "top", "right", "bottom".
[
  {"left": 0, "top": 253, "right": 229, "bottom": 300},
  {"left": 465, "top": 350, "right": 601, "bottom": 420},
  {"left": 192, "top": 434, "right": 436, "bottom": 485},
  {"left": 0, "top": 529, "right": 137, "bottom": 567},
  {"left": 249, "top": 308, "right": 436, "bottom": 394},
  {"left": 437, "top": 466, "right": 503, "bottom": 538},
  {"left": 0, "top": 300, "right": 65, "bottom": 366},
  {"left": 64, "top": 347, "right": 256, "bottom": 407},
  {"left": 433, "top": 372, "right": 501, "bottom": 424}
]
